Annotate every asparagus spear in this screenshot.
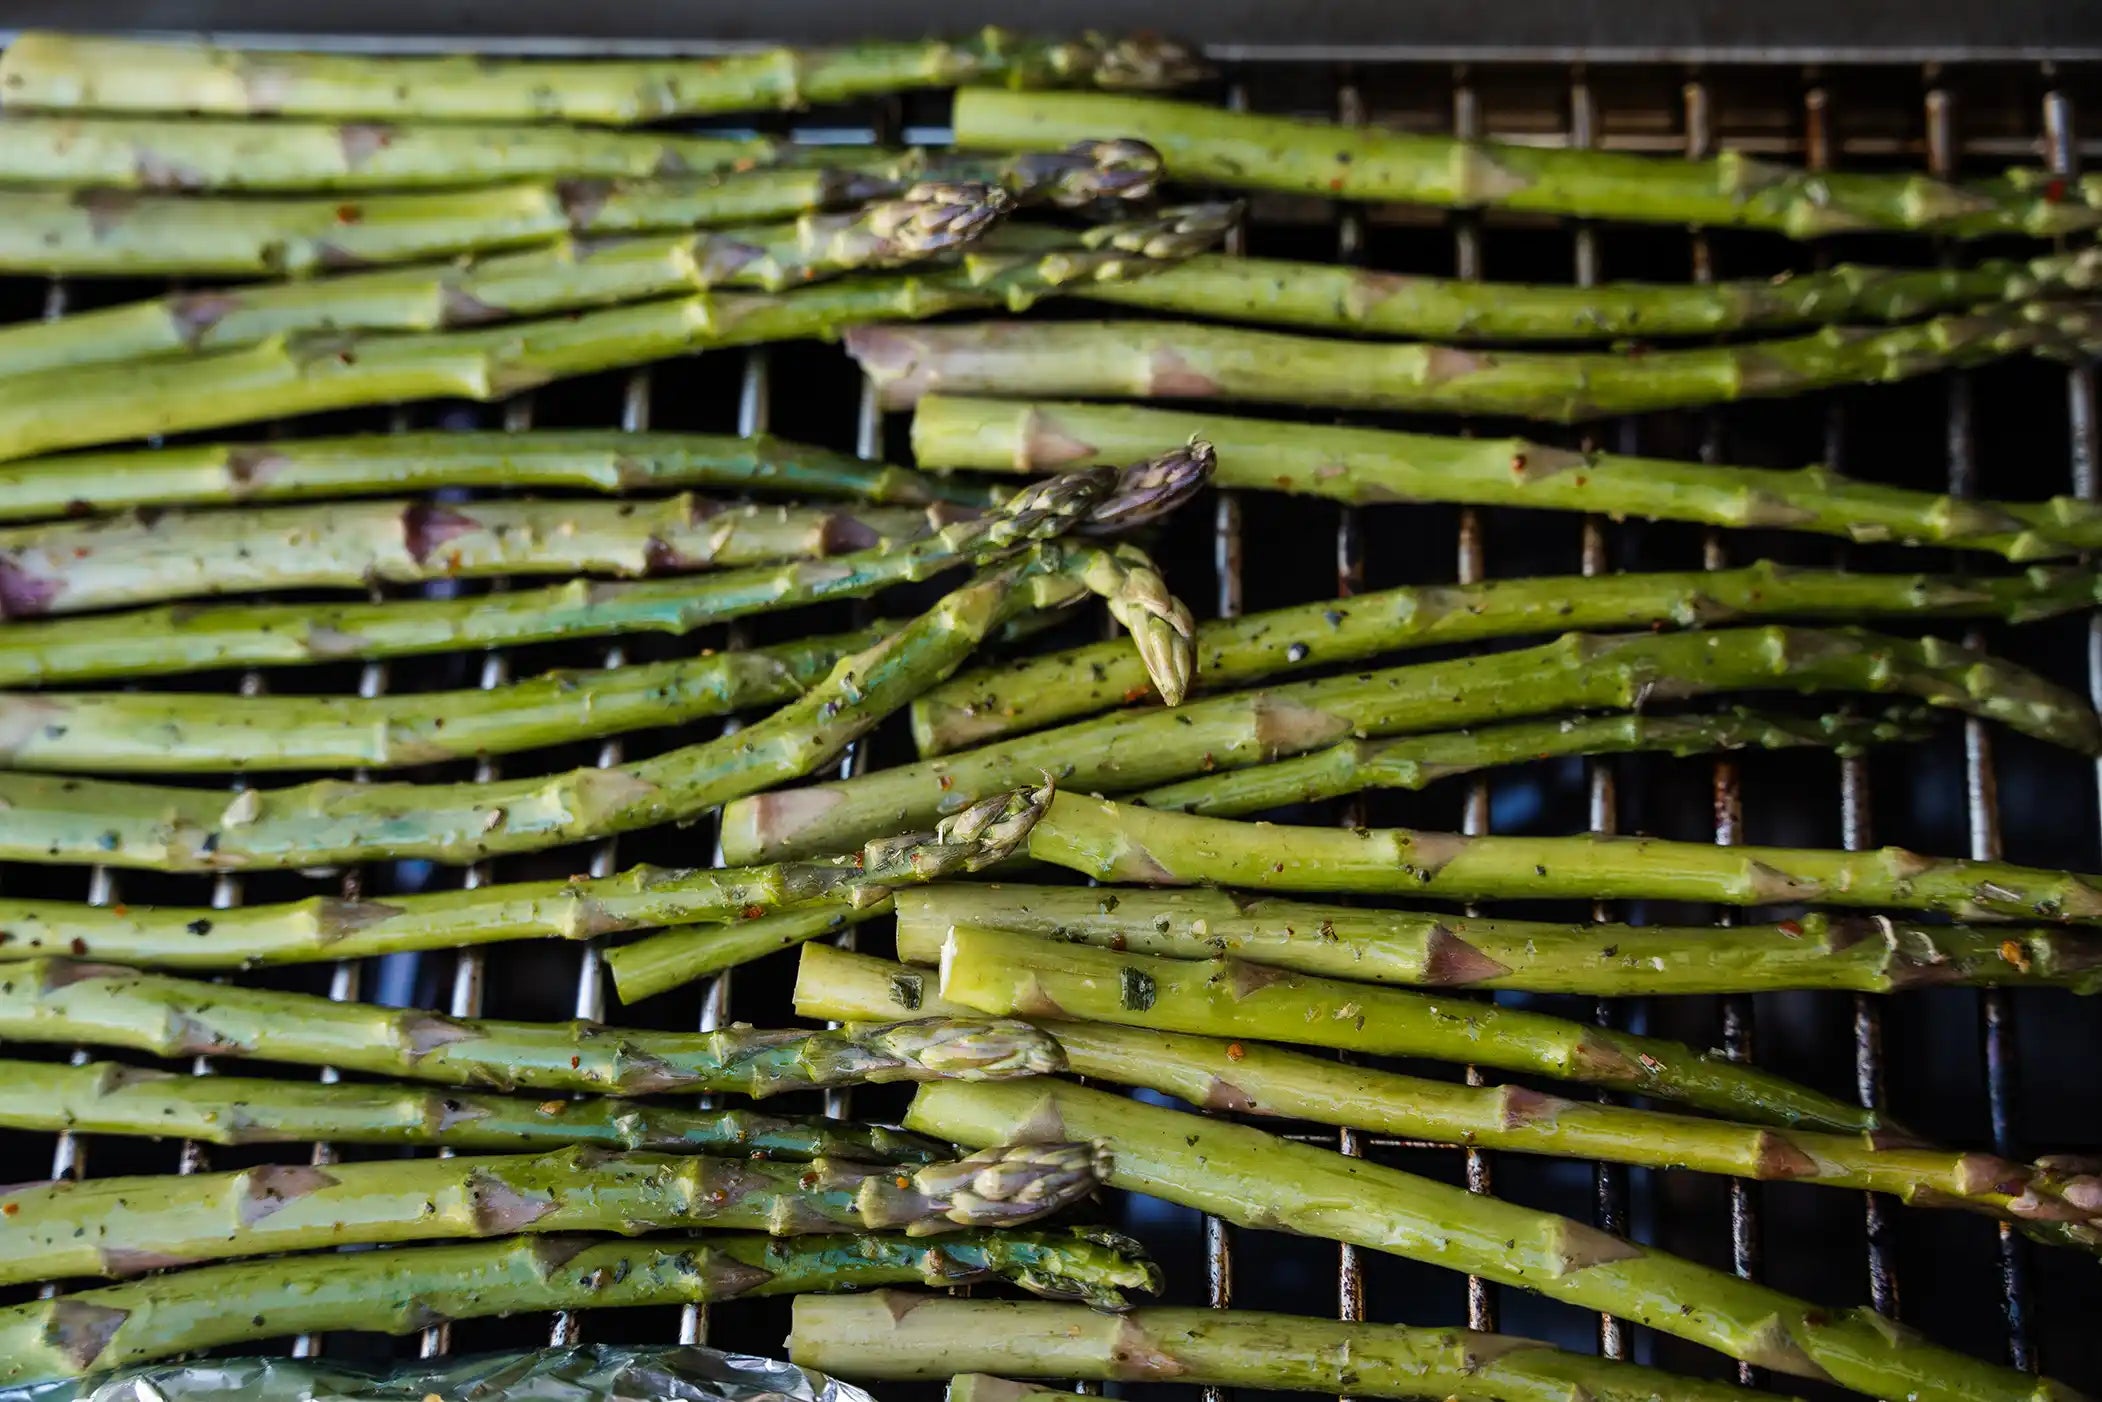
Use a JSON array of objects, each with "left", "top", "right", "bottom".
[
  {"left": 0, "top": 114, "right": 785, "bottom": 190},
  {"left": 0, "top": 1054, "right": 952, "bottom": 1161},
  {"left": 0, "top": 184, "right": 1010, "bottom": 381},
  {"left": 849, "top": 304, "right": 2102, "bottom": 422},
  {"left": 912, "top": 562, "right": 2102, "bottom": 753},
  {"left": 0, "top": 143, "right": 1158, "bottom": 277},
  {"left": 801, "top": 944, "right": 2102, "bottom": 1251},
  {"left": 0, "top": 429, "right": 996, "bottom": 525},
  {"left": 796, "top": 1296, "right": 1771, "bottom": 1402},
  {"left": 0, "top": 782, "right": 1048, "bottom": 968},
  {"left": 0, "top": 1227, "right": 1160, "bottom": 1383},
  {"left": 1132, "top": 708, "right": 1924, "bottom": 817},
  {"left": 908, "top": 1081, "right": 2086, "bottom": 1402},
  {"left": 894, "top": 884, "right": 2102, "bottom": 996},
  {"left": 0, "top": 957, "right": 1062, "bottom": 1094},
  {"left": 952, "top": 88, "right": 2102, "bottom": 239},
  {"left": 0, "top": 1140, "right": 1108, "bottom": 1284},
  {"left": 1073, "top": 247, "right": 2102, "bottom": 340},
  {"left": 601, "top": 784, "right": 1049, "bottom": 1000},
  {"left": 0, "top": 465, "right": 1208, "bottom": 869},
  {"left": 911, "top": 395, "right": 2102, "bottom": 563},
  {"left": 0, "top": 214, "right": 1232, "bottom": 462},
  {"left": 935, "top": 923, "right": 1874, "bottom": 1128},
  {"left": 0, "top": 624, "right": 894, "bottom": 772},
  {"left": 722, "top": 625, "right": 2102, "bottom": 863},
  {"left": 609, "top": 903, "right": 886, "bottom": 1004},
  {"left": 0, "top": 497, "right": 969, "bottom": 619},
  {"left": 1030, "top": 792, "right": 2102, "bottom": 924},
  {"left": 0, "top": 454, "right": 1120, "bottom": 687},
  {"left": 0, "top": 30, "right": 1208, "bottom": 123}
]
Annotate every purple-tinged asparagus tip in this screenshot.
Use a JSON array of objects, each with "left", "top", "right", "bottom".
[
  {"left": 1082, "top": 436, "right": 1217, "bottom": 535},
  {"left": 1081, "top": 200, "right": 1241, "bottom": 259},
  {"left": 1010, "top": 139, "right": 1165, "bottom": 207},
  {"left": 880, "top": 180, "right": 1016, "bottom": 256}
]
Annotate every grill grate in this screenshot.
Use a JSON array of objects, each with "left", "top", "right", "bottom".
[{"left": 0, "top": 46, "right": 2098, "bottom": 1395}]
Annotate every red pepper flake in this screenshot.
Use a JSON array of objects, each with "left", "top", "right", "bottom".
[
  {"left": 1328, "top": 177, "right": 1345, "bottom": 192},
  {"left": 937, "top": 774, "right": 954, "bottom": 791},
  {"left": 894, "top": 1175, "right": 911, "bottom": 1189},
  {"left": 1999, "top": 939, "right": 2033, "bottom": 972},
  {"left": 2044, "top": 177, "right": 2069, "bottom": 204},
  {"left": 111, "top": 904, "right": 128, "bottom": 917},
  {"left": 742, "top": 905, "right": 765, "bottom": 920},
  {"left": 1510, "top": 453, "right": 1527, "bottom": 474},
  {"left": 69, "top": 937, "right": 87, "bottom": 956},
  {"left": 1777, "top": 919, "right": 1804, "bottom": 938},
  {"left": 1225, "top": 1042, "right": 1246, "bottom": 1061},
  {"left": 334, "top": 203, "right": 364, "bottom": 224},
  {"left": 569, "top": 1056, "right": 582, "bottom": 1069},
  {"left": 1, "top": 1202, "right": 16, "bottom": 1217},
  {"left": 1573, "top": 474, "right": 1588, "bottom": 487}
]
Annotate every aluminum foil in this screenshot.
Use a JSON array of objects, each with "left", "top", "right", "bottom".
[{"left": 0, "top": 1345, "right": 882, "bottom": 1402}]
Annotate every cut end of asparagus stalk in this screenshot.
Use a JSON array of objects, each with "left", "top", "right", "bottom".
[
  {"left": 1007, "top": 140, "right": 1165, "bottom": 207},
  {"left": 908, "top": 1139, "right": 1111, "bottom": 1230},
  {"left": 864, "top": 779, "right": 1056, "bottom": 881},
  {"left": 863, "top": 1015, "right": 1066, "bottom": 1078}
]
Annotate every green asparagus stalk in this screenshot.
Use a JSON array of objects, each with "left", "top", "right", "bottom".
[
  {"left": 0, "top": 497, "right": 967, "bottom": 619},
  {"left": 893, "top": 884, "right": 2102, "bottom": 996},
  {"left": 0, "top": 624, "right": 893, "bottom": 772},
  {"left": 0, "top": 185, "right": 1010, "bottom": 381},
  {"left": 0, "top": 30, "right": 1207, "bottom": 124},
  {"left": 0, "top": 468, "right": 1211, "bottom": 869},
  {"left": 0, "top": 214, "right": 1231, "bottom": 462},
  {"left": 722, "top": 625, "right": 2102, "bottom": 863},
  {"left": 0, "top": 782, "right": 1048, "bottom": 968},
  {"left": 795, "top": 1296, "right": 1771, "bottom": 1402},
  {"left": 0, "top": 143, "right": 1158, "bottom": 277},
  {"left": 0, "top": 114, "right": 784, "bottom": 190},
  {"left": 800, "top": 944, "right": 2102, "bottom": 1252},
  {"left": 911, "top": 395, "right": 2102, "bottom": 563},
  {"left": 849, "top": 304, "right": 2102, "bottom": 422},
  {"left": 0, "top": 1227, "right": 1161, "bottom": 1383},
  {"left": 952, "top": 88, "right": 2102, "bottom": 239},
  {"left": 0, "top": 437, "right": 1200, "bottom": 687},
  {"left": 935, "top": 923, "right": 1873, "bottom": 1128},
  {"left": 912, "top": 562, "right": 2102, "bottom": 753},
  {"left": 0, "top": 956, "right": 1062, "bottom": 1094},
  {"left": 0, "top": 428, "right": 995, "bottom": 525},
  {"left": 907, "top": 1081, "right": 2085, "bottom": 1402},
  {"left": 1132, "top": 708, "right": 1924, "bottom": 817},
  {"left": 609, "top": 903, "right": 886, "bottom": 1004},
  {"left": 0, "top": 1054, "right": 952, "bottom": 1161},
  {"left": 1073, "top": 247, "right": 2102, "bottom": 340},
  {"left": 601, "top": 783, "right": 1050, "bottom": 1000},
  {"left": 1030, "top": 792, "right": 2102, "bottom": 924},
  {"left": 0, "top": 1140, "right": 1108, "bottom": 1284}
]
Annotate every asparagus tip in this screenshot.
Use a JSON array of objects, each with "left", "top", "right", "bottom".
[
  {"left": 913, "top": 1139, "right": 1111, "bottom": 1229},
  {"left": 1082, "top": 436, "right": 1217, "bottom": 534},
  {"left": 1007, "top": 139, "right": 1166, "bottom": 208},
  {"left": 1077, "top": 31, "right": 1215, "bottom": 89},
  {"left": 880, "top": 180, "right": 1016, "bottom": 257},
  {"left": 865, "top": 1015, "right": 1066, "bottom": 1078},
  {"left": 1080, "top": 200, "right": 1242, "bottom": 259},
  {"left": 862, "top": 780, "right": 1053, "bottom": 879}
]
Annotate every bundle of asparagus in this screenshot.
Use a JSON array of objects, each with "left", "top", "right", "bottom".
[
  {"left": 0, "top": 30, "right": 1208, "bottom": 124},
  {"left": 0, "top": 1228, "right": 1161, "bottom": 1383},
  {"left": 952, "top": 87, "right": 2102, "bottom": 238},
  {"left": 0, "top": 141, "right": 1161, "bottom": 277},
  {"left": 0, "top": 461, "right": 1207, "bottom": 869},
  {"left": 0, "top": 784, "right": 1049, "bottom": 968},
  {"left": 0, "top": 427, "right": 994, "bottom": 524},
  {"left": 0, "top": 206, "right": 1232, "bottom": 462},
  {"left": 800, "top": 944, "right": 2102, "bottom": 1249},
  {"left": 850, "top": 304, "right": 2102, "bottom": 422},
  {"left": 720, "top": 625, "right": 2100, "bottom": 863},
  {"left": 911, "top": 395, "right": 2102, "bottom": 560},
  {"left": 909, "top": 1082, "right": 2090, "bottom": 1402},
  {"left": 0, "top": 183, "right": 1012, "bottom": 380}
]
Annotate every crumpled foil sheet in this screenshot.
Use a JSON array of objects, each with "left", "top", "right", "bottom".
[{"left": 0, "top": 1344, "right": 882, "bottom": 1402}]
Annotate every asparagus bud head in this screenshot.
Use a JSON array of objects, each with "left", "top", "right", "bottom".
[
  {"left": 1008, "top": 140, "right": 1165, "bottom": 208},
  {"left": 1082, "top": 200, "right": 1242, "bottom": 259},
  {"left": 1068, "top": 32, "right": 1214, "bottom": 89},
  {"left": 907, "top": 1139, "right": 1111, "bottom": 1230},
  {"left": 863, "top": 780, "right": 1056, "bottom": 885},
  {"left": 987, "top": 466, "right": 1121, "bottom": 545},
  {"left": 879, "top": 180, "right": 1016, "bottom": 257},
  {"left": 965, "top": 1225, "right": 1165, "bottom": 1307},
  {"left": 1083, "top": 436, "right": 1217, "bottom": 534},
  {"left": 862, "top": 1015, "right": 1065, "bottom": 1078}
]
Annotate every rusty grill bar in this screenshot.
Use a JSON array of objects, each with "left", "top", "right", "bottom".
[{"left": 0, "top": 42, "right": 2097, "bottom": 1394}]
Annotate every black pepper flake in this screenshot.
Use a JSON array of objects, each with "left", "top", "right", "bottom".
[
  {"left": 1119, "top": 966, "right": 1157, "bottom": 1012},
  {"left": 187, "top": 918, "right": 213, "bottom": 936},
  {"left": 889, "top": 972, "right": 924, "bottom": 1010}
]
